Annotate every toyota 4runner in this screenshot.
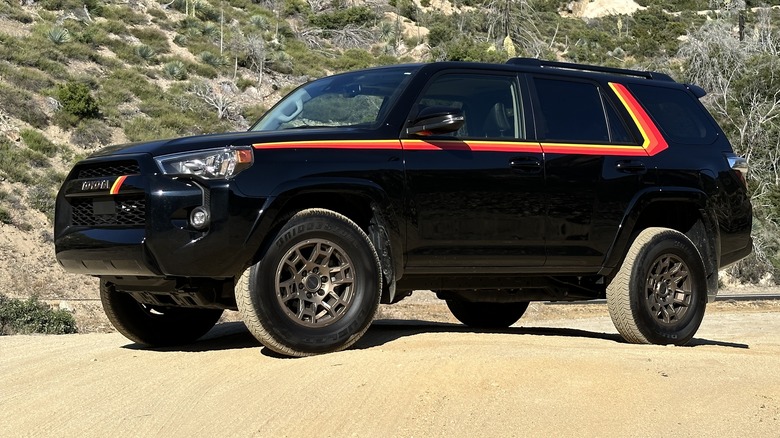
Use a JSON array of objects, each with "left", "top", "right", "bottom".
[{"left": 54, "top": 58, "right": 753, "bottom": 356}]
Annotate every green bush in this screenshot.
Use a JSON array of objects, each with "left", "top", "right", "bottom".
[
  {"left": 98, "top": 18, "right": 130, "bottom": 36},
  {"left": 0, "top": 139, "right": 33, "bottom": 184},
  {"left": 0, "top": 85, "right": 49, "bottom": 129},
  {"left": 130, "top": 27, "right": 170, "bottom": 53},
  {"left": 46, "top": 26, "right": 71, "bottom": 44},
  {"left": 71, "top": 119, "right": 113, "bottom": 148},
  {"left": 163, "top": 60, "right": 188, "bottom": 80},
  {"left": 199, "top": 51, "right": 226, "bottom": 67},
  {"left": 99, "top": 4, "right": 146, "bottom": 25},
  {"left": 309, "top": 6, "right": 378, "bottom": 30},
  {"left": 0, "top": 63, "right": 53, "bottom": 93},
  {"left": 634, "top": 0, "right": 708, "bottom": 11},
  {"left": 283, "top": 0, "right": 309, "bottom": 16},
  {"left": 173, "top": 34, "right": 188, "bottom": 46},
  {"left": 0, "top": 2, "right": 34, "bottom": 23},
  {"left": 20, "top": 130, "right": 59, "bottom": 157},
  {"left": 236, "top": 76, "right": 255, "bottom": 91},
  {"left": 56, "top": 82, "right": 100, "bottom": 119},
  {"left": 148, "top": 7, "right": 168, "bottom": 22},
  {"left": 27, "top": 186, "right": 56, "bottom": 221},
  {"left": 0, "top": 294, "right": 78, "bottom": 336},
  {"left": 135, "top": 44, "right": 157, "bottom": 62},
  {"left": 39, "top": 0, "right": 102, "bottom": 14},
  {"left": 201, "top": 22, "right": 220, "bottom": 38},
  {"left": 0, "top": 206, "right": 11, "bottom": 225},
  {"left": 187, "top": 60, "right": 219, "bottom": 78},
  {"left": 242, "top": 103, "right": 267, "bottom": 123}
]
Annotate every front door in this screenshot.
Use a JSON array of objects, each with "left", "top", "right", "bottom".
[{"left": 402, "top": 72, "right": 546, "bottom": 270}]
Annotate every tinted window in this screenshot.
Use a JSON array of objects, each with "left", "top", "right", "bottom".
[
  {"left": 604, "top": 97, "right": 635, "bottom": 144},
  {"left": 627, "top": 84, "right": 717, "bottom": 144},
  {"left": 414, "top": 74, "right": 523, "bottom": 139},
  {"left": 534, "top": 78, "right": 609, "bottom": 143}
]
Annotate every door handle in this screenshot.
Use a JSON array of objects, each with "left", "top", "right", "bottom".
[
  {"left": 510, "top": 157, "right": 542, "bottom": 173},
  {"left": 616, "top": 160, "right": 646, "bottom": 174}
]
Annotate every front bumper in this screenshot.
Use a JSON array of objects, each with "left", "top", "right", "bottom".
[{"left": 54, "top": 154, "right": 267, "bottom": 278}]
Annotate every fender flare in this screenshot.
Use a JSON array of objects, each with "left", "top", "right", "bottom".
[
  {"left": 241, "top": 177, "right": 404, "bottom": 300},
  {"left": 600, "top": 187, "right": 720, "bottom": 295}
]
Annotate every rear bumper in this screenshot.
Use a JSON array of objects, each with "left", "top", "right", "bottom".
[{"left": 720, "top": 236, "right": 753, "bottom": 269}]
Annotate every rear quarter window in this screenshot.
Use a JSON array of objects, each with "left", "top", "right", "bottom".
[{"left": 627, "top": 84, "right": 718, "bottom": 145}]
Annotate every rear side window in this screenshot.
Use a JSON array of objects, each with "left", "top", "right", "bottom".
[
  {"left": 627, "top": 84, "right": 717, "bottom": 145},
  {"left": 533, "top": 78, "right": 609, "bottom": 143}
]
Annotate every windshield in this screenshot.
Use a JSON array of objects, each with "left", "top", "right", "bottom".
[{"left": 250, "top": 66, "right": 419, "bottom": 131}]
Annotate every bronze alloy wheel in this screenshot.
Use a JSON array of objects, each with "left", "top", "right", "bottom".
[
  {"left": 644, "top": 254, "right": 692, "bottom": 325},
  {"left": 274, "top": 238, "right": 356, "bottom": 328}
]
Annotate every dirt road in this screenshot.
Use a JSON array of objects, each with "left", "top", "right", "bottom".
[{"left": 1, "top": 297, "right": 779, "bottom": 437}]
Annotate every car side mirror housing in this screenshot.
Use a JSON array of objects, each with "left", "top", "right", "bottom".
[{"left": 406, "top": 106, "right": 465, "bottom": 136}]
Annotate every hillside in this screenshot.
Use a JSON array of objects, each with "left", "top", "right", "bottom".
[{"left": 1, "top": 0, "right": 780, "bottom": 332}]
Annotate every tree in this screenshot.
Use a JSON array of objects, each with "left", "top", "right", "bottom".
[
  {"left": 190, "top": 80, "right": 236, "bottom": 120},
  {"left": 678, "top": 9, "right": 780, "bottom": 283}
]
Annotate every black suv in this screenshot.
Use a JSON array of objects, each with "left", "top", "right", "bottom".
[{"left": 55, "top": 58, "right": 752, "bottom": 356}]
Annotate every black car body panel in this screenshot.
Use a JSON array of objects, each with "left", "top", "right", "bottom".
[{"left": 55, "top": 59, "right": 753, "bottom": 311}]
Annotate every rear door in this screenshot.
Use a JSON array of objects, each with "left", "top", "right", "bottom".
[
  {"left": 401, "top": 71, "right": 547, "bottom": 270},
  {"left": 529, "top": 75, "right": 657, "bottom": 269}
]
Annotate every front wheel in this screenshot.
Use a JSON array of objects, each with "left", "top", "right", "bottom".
[
  {"left": 606, "top": 227, "right": 708, "bottom": 345},
  {"left": 446, "top": 300, "right": 529, "bottom": 328},
  {"left": 100, "top": 283, "right": 223, "bottom": 347},
  {"left": 237, "top": 209, "right": 382, "bottom": 357}
]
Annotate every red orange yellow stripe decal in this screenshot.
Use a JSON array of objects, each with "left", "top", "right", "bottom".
[
  {"left": 253, "top": 139, "right": 542, "bottom": 153},
  {"left": 251, "top": 84, "right": 667, "bottom": 156},
  {"left": 608, "top": 82, "right": 668, "bottom": 155},
  {"left": 253, "top": 140, "right": 402, "bottom": 150},
  {"left": 110, "top": 175, "right": 127, "bottom": 195},
  {"left": 401, "top": 139, "right": 542, "bottom": 153}
]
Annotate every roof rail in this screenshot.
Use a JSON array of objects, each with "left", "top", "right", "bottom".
[{"left": 506, "top": 58, "right": 675, "bottom": 82}]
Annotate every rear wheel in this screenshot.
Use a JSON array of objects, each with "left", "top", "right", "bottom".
[
  {"left": 237, "top": 209, "right": 382, "bottom": 357},
  {"left": 446, "top": 300, "right": 529, "bottom": 328},
  {"left": 100, "top": 283, "right": 223, "bottom": 347},
  {"left": 606, "top": 227, "right": 707, "bottom": 345}
]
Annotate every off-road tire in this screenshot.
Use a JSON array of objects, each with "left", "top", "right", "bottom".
[
  {"left": 606, "top": 227, "right": 707, "bottom": 345},
  {"left": 237, "top": 209, "right": 382, "bottom": 357},
  {"left": 100, "top": 282, "right": 223, "bottom": 347},
  {"left": 446, "top": 300, "right": 529, "bottom": 328}
]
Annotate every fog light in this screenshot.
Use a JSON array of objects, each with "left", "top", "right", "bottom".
[{"left": 190, "top": 206, "right": 210, "bottom": 230}]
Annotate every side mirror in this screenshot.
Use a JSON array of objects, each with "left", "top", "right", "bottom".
[{"left": 406, "top": 106, "right": 465, "bottom": 136}]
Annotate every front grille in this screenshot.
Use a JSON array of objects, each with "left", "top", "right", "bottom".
[
  {"left": 71, "top": 197, "right": 146, "bottom": 226},
  {"left": 77, "top": 161, "right": 140, "bottom": 179}
]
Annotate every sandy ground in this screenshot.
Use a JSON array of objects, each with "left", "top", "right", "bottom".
[{"left": 1, "top": 293, "right": 779, "bottom": 437}]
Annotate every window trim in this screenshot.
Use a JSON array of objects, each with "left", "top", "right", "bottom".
[
  {"left": 401, "top": 69, "right": 529, "bottom": 141},
  {"left": 527, "top": 74, "right": 669, "bottom": 156}
]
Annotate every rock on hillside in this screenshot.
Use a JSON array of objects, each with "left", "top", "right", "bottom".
[{"left": 565, "top": 0, "right": 644, "bottom": 18}]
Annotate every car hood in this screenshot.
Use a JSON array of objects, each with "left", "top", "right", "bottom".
[{"left": 89, "top": 129, "right": 383, "bottom": 158}]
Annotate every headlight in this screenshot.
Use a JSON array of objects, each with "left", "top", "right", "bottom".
[{"left": 155, "top": 146, "right": 254, "bottom": 179}]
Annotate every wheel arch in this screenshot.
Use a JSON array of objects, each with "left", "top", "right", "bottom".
[
  {"left": 601, "top": 188, "right": 720, "bottom": 300},
  {"left": 244, "top": 178, "right": 404, "bottom": 303}
]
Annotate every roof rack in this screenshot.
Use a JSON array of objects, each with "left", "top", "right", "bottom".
[{"left": 506, "top": 58, "right": 675, "bottom": 82}]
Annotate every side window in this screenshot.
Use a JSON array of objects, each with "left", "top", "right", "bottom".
[
  {"left": 533, "top": 78, "right": 610, "bottom": 143},
  {"left": 413, "top": 74, "right": 523, "bottom": 139},
  {"left": 603, "top": 97, "right": 635, "bottom": 144},
  {"left": 627, "top": 84, "right": 717, "bottom": 145}
]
